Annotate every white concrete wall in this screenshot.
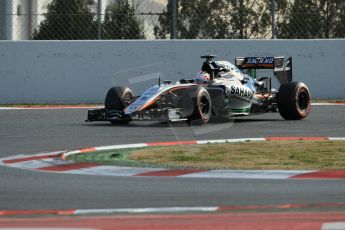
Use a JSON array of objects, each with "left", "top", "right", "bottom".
[{"left": 0, "top": 39, "right": 344, "bottom": 103}]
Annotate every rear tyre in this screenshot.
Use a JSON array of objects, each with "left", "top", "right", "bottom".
[
  {"left": 277, "top": 82, "right": 311, "bottom": 120},
  {"left": 182, "top": 86, "right": 212, "bottom": 125},
  {"left": 105, "top": 86, "right": 134, "bottom": 124}
]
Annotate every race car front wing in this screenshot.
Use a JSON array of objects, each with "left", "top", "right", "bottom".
[{"left": 86, "top": 107, "right": 187, "bottom": 123}]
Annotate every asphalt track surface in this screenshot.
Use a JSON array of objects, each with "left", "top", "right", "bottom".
[{"left": 1, "top": 105, "right": 345, "bottom": 210}]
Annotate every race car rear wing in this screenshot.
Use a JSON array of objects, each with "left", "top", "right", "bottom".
[{"left": 235, "top": 56, "right": 292, "bottom": 84}]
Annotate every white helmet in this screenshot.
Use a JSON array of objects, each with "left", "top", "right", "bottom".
[{"left": 194, "top": 71, "right": 210, "bottom": 84}]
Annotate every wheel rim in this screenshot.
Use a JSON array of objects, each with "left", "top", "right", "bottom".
[
  {"left": 298, "top": 90, "right": 309, "bottom": 111},
  {"left": 123, "top": 92, "right": 133, "bottom": 106},
  {"left": 200, "top": 95, "right": 210, "bottom": 116}
]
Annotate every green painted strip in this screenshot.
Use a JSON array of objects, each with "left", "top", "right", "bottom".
[{"left": 230, "top": 108, "right": 250, "bottom": 113}]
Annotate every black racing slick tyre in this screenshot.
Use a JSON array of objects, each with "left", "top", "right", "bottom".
[
  {"left": 277, "top": 82, "right": 311, "bottom": 120},
  {"left": 105, "top": 86, "right": 134, "bottom": 124},
  {"left": 182, "top": 86, "right": 212, "bottom": 125}
]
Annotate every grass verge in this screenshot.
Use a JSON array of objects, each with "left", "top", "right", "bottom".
[{"left": 68, "top": 140, "right": 345, "bottom": 170}]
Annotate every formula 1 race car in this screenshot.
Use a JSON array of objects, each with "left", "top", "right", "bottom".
[{"left": 87, "top": 55, "right": 311, "bottom": 125}]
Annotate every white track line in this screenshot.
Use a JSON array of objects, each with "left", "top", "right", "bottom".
[
  {"left": 65, "top": 166, "right": 165, "bottom": 177},
  {"left": 74, "top": 206, "right": 219, "bottom": 215},
  {"left": 322, "top": 222, "right": 345, "bottom": 230},
  {"left": 179, "top": 170, "right": 316, "bottom": 179}
]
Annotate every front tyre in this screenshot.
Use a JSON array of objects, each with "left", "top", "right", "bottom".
[
  {"left": 182, "top": 86, "right": 212, "bottom": 125},
  {"left": 105, "top": 86, "right": 134, "bottom": 124},
  {"left": 277, "top": 82, "right": 311, "bottom": 120}
]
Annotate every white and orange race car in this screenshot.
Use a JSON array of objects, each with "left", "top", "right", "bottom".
[{"left": 87, "top": 55, "right": 311, "bottom": 125}]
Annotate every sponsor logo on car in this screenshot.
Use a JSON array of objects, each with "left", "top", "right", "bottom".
[
  {"left": 230, "top": 85, "right": 253, "bottom": 100},
  {"left": 247, "top": 57, "right": 274, "bottom": 64}
]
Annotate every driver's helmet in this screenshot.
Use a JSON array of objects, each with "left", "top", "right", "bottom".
[{"left": 194, "top": 71, "right": 210, "bottom": 84}]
